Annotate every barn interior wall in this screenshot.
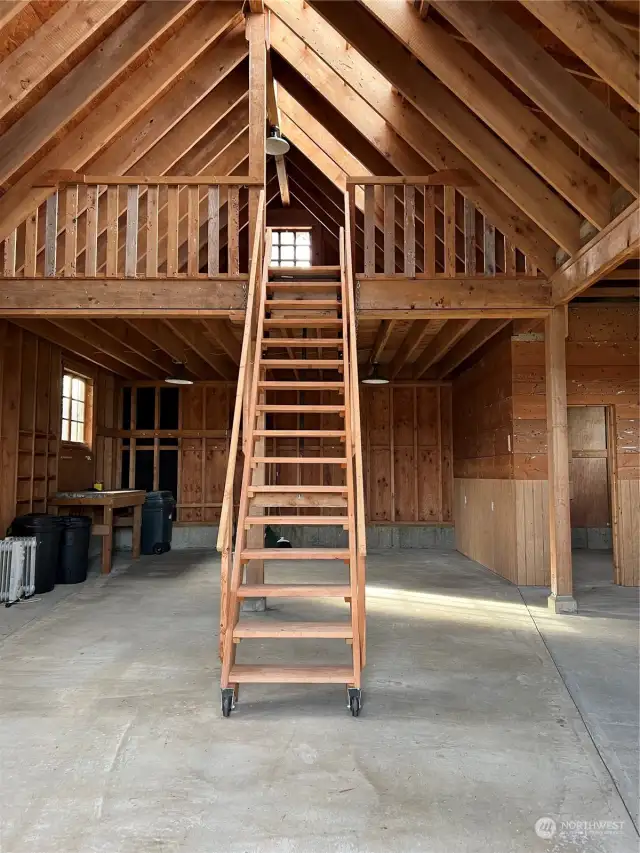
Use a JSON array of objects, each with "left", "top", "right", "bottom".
[
  {"left": 453, "top": 305, "right": 640, "bottom": 587},
  {"left": 0, "top": 321, "right": 117, "bottom": 535}
]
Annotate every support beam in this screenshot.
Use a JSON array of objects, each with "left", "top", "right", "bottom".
[
  {"left": 358, "top": 277, "right": 551, "bottom": 315},
  {"left": 267, "top": 48, "right": 290, "bottom": 206},
  {"left": 367, "top": 319, "right": 395, "bottom": 366},
  {"left": 412, "top": 319, "right": 477, "bottom": 379},
  {"left": 551, "top": 201, "right": 640, "bottom": 304},
  {"left": 0, "top": 1, "right": 129, "bottom": 122},
  {"left": 436, "top": 319, "right": 511, "bottom": 377},
  {"left": 431, "top": 0, "right": 639, "bottom": 196},
  {"left": 166, "top": 319, "right": 236, "bottom": 380},
  {"left": 267, "top": 3, "right": 557, "bottom": 273},
  {"left": 362, "top": 0, "right": 610, "bottom": 229},
  {"left": 545, "top": 306, "right": 576, "bottom": 613},
  {"left": 521, "top": 0, "right": 639, "bottom": 111},
  {"left": 94, "top": 319, "right": 178, "bottom": 375},
  {"left": 130, "top": 321, "right": 210, "bottom": 381},
  {"left": 275, "top": 155, "right": 291, "bottom": 207},
  {"left": 0, "top": 2, "right": 243, "bottom": 242},
  {"left": 307, "top": 0, "right": 581, "bottom": 254},
  {"left": 387, "top": 321, "right": 434, "bottom": 379},
  {"left": 247, "top": 9, "right": 267, "bottom": 253},
  {"left": 49, "top": 319, "right": 160, "bottom": 378},
  {"left": 0, "top": 279, "right": 247, "bottom": 315},
  {"left": 0, "top": 1, "right": 30, "bottom": 30}
]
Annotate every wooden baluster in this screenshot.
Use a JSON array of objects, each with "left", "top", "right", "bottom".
[
  {"left": 106, "top": 186, "right": 119, "bottom": 277},
  {"left": 424, "top": 186, "right": 436, "bottom": 277},
  {"left": 525, "top": 255, "right": 538, "bottom": 277},
  {"left": 24, "top": 209, "right": 38, "bottom": 277},
  {"left": 227, "top": 186, "right": 239, "bottom": 275},
  {"left": 146, "top": 185, "right": 158, "bottom": 278},
  {"left": 167, "top": 185, "right": 179, "bottom": 276},
  {"left": 505, "top": 238, "right": 517, "bottom": 276},
  {"left": 404, "top": 184, "right": 416, "bottom": 277},
  {"left": 444, "top": 186, "right": 456, "bottom": 276},
  {"left": 3, "top": 230, "right": 16, "bottom": 277},
  {"left": 464, "top": 197, "right": 476, "bottom": 275},
  {"left": 64, "top": 185, "right": 78, "bottom": 277},
  {"left": 85, "top": 185, "right": 99, "bottom": 276},
  {"left": 125, "top": 185, "right": 139, "bottom": 278},
  {"left": 383, "top": 185, "right": 394, "bottom": 275},
  {"left": 187, "top": 185, "right": 199, "bottom": 276},
  {"left": 484, "top": 217, "right": 496, "bottom": 276},
  {"left": 364, "top": 184, "right": 375, "bottom": 276},
  {"left": 44, "top": 191, "right": 58, "bottom": 277},
  {"left": 207, "top": 185, "right": 220, "bottom": 276}
]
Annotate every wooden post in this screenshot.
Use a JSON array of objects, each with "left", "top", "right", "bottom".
[{"left": 545, "top": 306, "right": 577, "bottom": 613}]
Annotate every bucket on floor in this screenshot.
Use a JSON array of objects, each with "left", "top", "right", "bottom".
[
  {"left": 141, "top": 491, "right": 176, "bottom": 555},
  {"left": 58, "top": 515, "right": 92, "bottom": 584},
  {"left": 8, "top": 514, "right": 63, "bottom": 594}
]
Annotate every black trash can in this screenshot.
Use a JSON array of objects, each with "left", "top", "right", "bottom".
[
  {"left": 58, "top": 515, "right": 92, "bottom": 584},
  {"left": 141, "top": 491, "right": 175, "bottom": 555},
  {"left": 8, "top": 514, "right": 63, "bottom": 594}
]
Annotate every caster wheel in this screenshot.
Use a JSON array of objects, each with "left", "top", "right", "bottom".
[
  {"left": 221, "top": 687, "right": 235, "bottom": 718},
  {"left": 350, "top": 696, "right": 360, "bottom": 717},
  {"left": 165, "top": 543, "right": 171, "bottom": 553},
  {"left": 152, "top": 543, "right": 164, "bottom": 555},
  {"left": 347, "top": 687, "right": 362, "bottom": 717}
]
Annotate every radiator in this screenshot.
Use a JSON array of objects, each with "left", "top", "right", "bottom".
[{"left": 0, "top": 537, "right": 37, "bottom": 605}]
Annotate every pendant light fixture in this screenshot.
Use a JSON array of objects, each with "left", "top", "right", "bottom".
[
  {"left": 165, "top": 362, "right": 194, "bottom": 386},
  {"left": 266, "top": 126, "right": 290, "bottom": 155},
  {"left": 361, "top": 363, "right": 389, "bottom": 385}
]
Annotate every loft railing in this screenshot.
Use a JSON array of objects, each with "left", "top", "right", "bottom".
[
  {"left": 217, "top": 193, "right": 267, "bottom": 660},
  {"left": 346, "top": 175, "right": 540, "bottom": 279},
  {"left": 342, "top": 200, "right": 367, "bottom": 667},
  {"left": 1, "top": 173, "right": 263, "bottom": 279}
]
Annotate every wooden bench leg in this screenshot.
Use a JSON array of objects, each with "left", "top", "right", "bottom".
[
  {"left": 102, "top": 506, "right": 113, "bottom": 574},
  {"left": 132, "top": 504, "right": 142, "bottom": 559}
]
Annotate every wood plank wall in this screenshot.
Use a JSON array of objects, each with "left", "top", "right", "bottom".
[
  {"left": 117, "top": 381, "right": 453, "bottom": 527},
  {"left": 453, "top": 305, "right": 639, "bottom": 586},
  {"left": 0, "top": 322, "right": 117, "bottom": 534}
]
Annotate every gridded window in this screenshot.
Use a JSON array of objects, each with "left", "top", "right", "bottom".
[
  {"left": 270, "top": 229, "right": 311, "bottom": 267},
  {"left": 62, "top": 373, "right": 88, "bottom": 444}
]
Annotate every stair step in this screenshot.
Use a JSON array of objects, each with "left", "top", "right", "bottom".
[
  {"left": 269, "top": 265, "right": 341, "bottom": 278},
  {"left": 265, "top": 300, "right": 340, "bottom": 309},
  {"left": 263, "top": 319, "right": 342, "bottom": 328},
  {"left": 250, "top": 485, "right": 348, "bottom": 493},
  {"left": 237, "top": 581, "right": 351, "bottom": 594},
  {"left": 256, "top": 404, "right": 345, "bottom": 414},
  {"left": 245, "top": 515, "right": 348, "bottom": 527},
  {"left": 229, "top": 664, "right": 354, "bottom": 683},
  {"left": 253, "top": 430, "right": 345, "bottom": 438},
  {"left": 266, "top": 282, "right": 341, "bottom": 289},
  {"left": 262, "top": 339, "right": 343, "bottom": 348},
  {"left": 239, "top": 550, "right": 350, "bottom": 562},
  {"left": 252, "top": 457, "right": 347, "bottom": 466},
  {"left": 260, "top": 359, "right": 343, "bottom": 369},
  {"left": 258, "top": 381, "right": 344, "bottom": 390},
  {"left": 233, "top": 621, "right": 353, "bottom": 639}
]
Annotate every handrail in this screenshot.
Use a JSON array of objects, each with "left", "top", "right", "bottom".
[
  {"left": 35, "top": 171, "right": 264, "bottom": 188},
  {"left": 216, "top": 189, "right": 266, "bottom": 553},
  {"left": 343, "top": 192, "right": 367, "bottom": 559}
]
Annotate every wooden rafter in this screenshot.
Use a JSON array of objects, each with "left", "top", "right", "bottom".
[
  {"left": 521, "top": 0, "right": 640, "bottom": 111},
  {"left": 200, "top": 320, "right": 242, "bottom": 364},
  {"left": 307, "top": 0, "right": 580, "bottom": 254},
  {"left": 267, "top": 47, "right": 290, "bottom": 206},
  {"left": 387, "top": 321, "right": 435, "bottom": 379},
  {"left": 362, "top": 0, "right": 611, "bottom": 229},
  {"left": 0, "top": 1, "right": 30, "bottom": 30},
  {"left": 436, "top": 319, "right": 511, "bottom": 378},
  {"left": 93, "top": 319, "right": 178, "bottom": 375},
  {"left": 412, "top": 320, "right": 478, "bottom": 379},
  {"left": 366, "top": 320, "right": 396, "bottom": 366},
  {"left": 267, "top": 3, "right": 557, "bottom": 274},
  {"left": 129, "top": 321, "right": 210, "bottom": 380},
  {"left": 49, "top": 319, "right": 161, "bottom": 378},
  {"left": 432, "top": 0, "right": 639, "bottom": 196},
  {"left": 166, "top": 320, "right": 236, "bottom": 380}
]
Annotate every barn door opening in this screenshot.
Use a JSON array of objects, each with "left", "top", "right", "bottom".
[{"left": 567, "top": 405, "right": 614, "bottom": 582}]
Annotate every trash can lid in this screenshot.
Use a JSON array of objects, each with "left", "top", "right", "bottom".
[
  {"left": 60, "top": 515, "right": 92, "bottom": 528},
  {"left": 144, "top": 491, "right": 175, "bottom": 503},
  {"left": 11, "top": 513, "right": 63, "bottom": 529}
]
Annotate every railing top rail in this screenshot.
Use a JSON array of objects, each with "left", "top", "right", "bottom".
[
  {"left": 216, "top": 191, "right": 267, "bottom": 553},
  {"left": 346, "top": 170, "right": 476, "bottom": 187},
  {"left": 35, "top": 171, "right": 264, "bottom": 188}
]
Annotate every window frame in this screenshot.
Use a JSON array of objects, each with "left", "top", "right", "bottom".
[
  {"left": 61, "top": 368, "right": 93, "bottom": 448},
  {"left": 270, "top": 227, "right": 312, "bottom": 268}
]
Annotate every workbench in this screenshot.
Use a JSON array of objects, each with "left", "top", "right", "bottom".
[{"left": 49, "top": 490, "right": 146, "bottom": 574}]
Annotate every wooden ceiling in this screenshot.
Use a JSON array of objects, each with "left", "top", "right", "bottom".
[{"left": 0, "top": 0, "right": 637, "bottom": 380}]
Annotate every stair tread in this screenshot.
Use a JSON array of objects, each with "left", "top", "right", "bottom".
[
  {"left": 256, "top": 404, "right": 345, "bottom": 413},
  {"left": 258, "top": 381, "right": 344, "bottom": 389},
  {"left": 253, "top": 429, "right": 345, "bottom": 438},
  {"left": 233, "top": 621, "right": 353, "bottom": 639},
  {"left": 266, "top": 282, "right": 342, "bottom": 288},
  {"left": 249, "top": 485, "right": 348, "bottom": 492},
  {"left": 229, "top": 664, "right": 354, "bottom": 683},
  {"left": 252, "top": 457, "right": 347, "bottom": 464},
  {"left": 245, "top": 515, "right": 348, "bottom": 525},
  {"left": 265, "top": 300, "right": 340, "bottom": 308},
  {"left": 239, "top": 551, "right": 350, "bottom": 562},
  {"left": 262, "top": 339, "right": 343, "bottom": 347},
  {"left": 261, "top": 359, "right": 343, "bottom": 367},
  {"left": 263, "top": 319, "right": 342, "bottom": 327},
  {"left": 238, "top": 583, "right": 351, "bottom": 596},
  {"left": 269, "top": 265, "right": 341, "bottom": 275}
]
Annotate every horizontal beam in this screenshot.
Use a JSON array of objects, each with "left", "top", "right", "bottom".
[
  {"left": 357, "top": 277, "right": 551, "bottom": 316},
  {"left": 346, "top": 171, "right": 475, "bottom": 186},
  {"left": 551, "top": 201, "right": 640, "bottom": 303},
  {"left": 0, "top": 278, "right": 246, "bottom": 316},
  {"left": 35, "top": 172, "right": 263, "bottom": 187}
]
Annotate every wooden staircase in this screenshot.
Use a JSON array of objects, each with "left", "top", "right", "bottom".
[{"left": 218, "top": 218, "right": 366, "bottom": 717}]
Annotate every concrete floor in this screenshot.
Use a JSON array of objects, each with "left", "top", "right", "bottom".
[{"left": 0, "top": 549, "right": 637, "bottom": 852}]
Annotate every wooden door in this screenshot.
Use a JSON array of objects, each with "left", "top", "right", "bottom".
[{"left": 568, "top": 406, "right": 610, "bottom": 528}]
